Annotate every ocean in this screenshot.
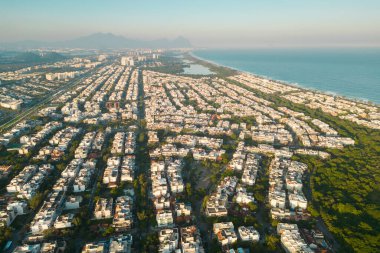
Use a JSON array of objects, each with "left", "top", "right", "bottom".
[{"left": 193, "top": 48, "right": 380, "bottom": 104}]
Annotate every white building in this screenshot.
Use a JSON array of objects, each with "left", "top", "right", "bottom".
[{"left": 238, "top": 226, "right": 260, "bottom": 243}]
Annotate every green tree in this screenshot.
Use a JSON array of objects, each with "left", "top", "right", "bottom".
[
  {"left": 247, "top": 202, "right": 257, "bottom": 212},
  {"left": 29, "top": 192, "right": 44, "bottom": 211},
  {"left": 186, "top": 183, "right": 192, "bottom": 197},
  {"left": 137, "top": 211, "right": 148, "bottom": 221},
  {"left": 102, "top": 226, "right": 115, "bottom": 236},
  {"left": 0, "top": 224, "right": 12, "bottom": 246},
  {"left": 266, "top": 235, "right": 279, "bottom": 250},
  {"left": 138, "top": 133, "right": 145, "bottom": 143}
]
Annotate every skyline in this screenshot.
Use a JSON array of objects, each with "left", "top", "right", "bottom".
[{"left": 1, "top": 0, "right": 380, "bottom": 48}]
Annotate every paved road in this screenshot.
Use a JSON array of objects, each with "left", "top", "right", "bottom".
[{"left": 0, "top": 70, "right": 94, "bottom": 132}]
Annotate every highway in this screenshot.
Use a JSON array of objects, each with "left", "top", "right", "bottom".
[{"left": 0, "top": 70, "right": 94, "bottom": 133}]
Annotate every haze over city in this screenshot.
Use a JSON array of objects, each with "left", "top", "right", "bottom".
[
  {"left": 1, "top": 0, "right": 380, "bottom": 48},
  {"left": 0, "top": 1, "right": 379, "bottom": 253}
]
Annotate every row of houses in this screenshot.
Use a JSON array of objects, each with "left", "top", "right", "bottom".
[
  {"left": 205, "top": 176, "right": 238, "bottom": 217},
  {"left": 104, "top": 131, "right": 136, "bottom": 187},
  {"left": 93, "top": 196, "right": 133, "bottom": 231},
  {"left": 146, "top": 127, "right": 205, "bottom": 253},
  {"left": 19, "top": 121, "right": 62, "bottom": 155},
  {"left": 108, "top": 67, "right": 131, "bottom": 102},
  {"left": 206, "top": 143, "right": 258, "bottom": 217},
  {"left": 150, "top": 142, "right": 225, "bottom": 162},
  {"left": 35, "top": 126, "right": 82, "bottom": 160},
  {"left": 0, "top": 120, "right": 41, "bottom": 146},
  {"left": 82, "top": 234, "right": 133, "bottom": 253},
  {"left": 277, "top": 223, "right": 314, "bottom": 253},
  {"left": 158, "top": 226, "right": 204, "bottom": 253},
  {"left": 125, "top": 69, "right": 139, "bottom": 101},
  {"left": 269, "top": 158, "right": 309, "bottom": 220},
  {"left": 229, "top": 73, "right": 299, "bottom": 94},
  {"left": 282, "top": 90, "right": 380, "bottom": 130},
  {"left": 111, "top": 131, "right": 136, "bottom": 155},
  {"left": 7, "top": 164, "right": 54, "bottom": 199},
  {"left": 12, "top": 240, "right": 66, "bottom": 253},
  {"left": 213, "top": 222, "right": 260, "bottom": 246},
  {"left": 0, "top": 199, "right": 28, "bottom": 227},
  {"left": 281, "top": 117, "right": 354, "bottom": 148},
  {"left": 150, "top": 160, "right": 195, "bottom": 249},
  {"left": 150, "top": 159, "right": 188, "bottom": 228},
  {"left": 29, "top": 131, "right": 103, "bottom": 235},
  {"left": 166, "top": 134, "right": 223, "bottom": 150},
  {"left": 60, "top": 64, "right": 129, "bottom": 124},
  {"left": 250, "top": 124, "right": 293, "bottom": 145}
]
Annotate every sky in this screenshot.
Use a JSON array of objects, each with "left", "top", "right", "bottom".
[{"left": 1, "top": 0, "right": 380, "bottom": 48}]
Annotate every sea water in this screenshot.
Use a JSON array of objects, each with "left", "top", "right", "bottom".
[{"left": 194, "top": 48, "right": 380, "bottom": 104}]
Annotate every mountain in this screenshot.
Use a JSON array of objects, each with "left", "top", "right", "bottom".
[{"left": 0, "top": 33, "right": 192, "bottom": 50}]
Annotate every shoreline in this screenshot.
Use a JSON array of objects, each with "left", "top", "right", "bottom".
[{"left": 189, "top": 51, "right": 380, "bottom": 107}]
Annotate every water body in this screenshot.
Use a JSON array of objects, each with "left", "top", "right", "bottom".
[
  {"left": 193, "top": 49, "right": 380, "bottom": 104},
  {"left": 182, "top": 59, "right": 214, "bottom": 75}
]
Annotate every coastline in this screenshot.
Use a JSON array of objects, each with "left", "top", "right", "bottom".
[
  {"left": 189, "top": 50, "right": 379, "bottom": 106},
  {"left": 187, "top": 50, "right": 380, "bottom": 253}
]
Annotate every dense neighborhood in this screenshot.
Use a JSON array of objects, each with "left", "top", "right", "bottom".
[{"left": 0, "top": 50, "right": 378, "bottom": 253}]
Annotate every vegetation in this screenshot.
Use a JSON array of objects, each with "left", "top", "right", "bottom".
[
  {"left": 0, "top": 51, "right": 66, "bottom": 72},
  {"left": 189, "top": 55, "right": 380, "bottom": 252},
  {"left": 143, "top": 55, "right": 186, "bottom": 74},
  {"left": 0, "top": 225, "right": 12, "bottom": 248},
  {"left": 294, "top": 116, "right": 380, "bottom": 252},
  {"left": 139, "top": 233, "right": 159, "bottom": 253},
  {"left": 28, "top": 192, "right": 45, "bottom": 211},
  {"left": 0, "top": 51, "right": 378, "bottom": 252},
  {"left": 184, "top": 53, "right": 238, "bottom": 77}
]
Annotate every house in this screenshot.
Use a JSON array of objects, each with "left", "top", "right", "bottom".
[
  {"left": 41, "top": 241, "right": 61, "bottom": 253},
  {"left": 94, "top": 198, "right": 113, "bottom": 220},
  {"left": 154, "top": 195, "right": 171, "bottom": 210},
  {"left": 156, "top": 210, "right": 174, "bottom": 228},
  {"left": 238, "top": 226, "right": 260, "bottom": 243},
  {"left": 12, "top": 244, "right": 41, "bottom": 253},
  {"left": 180, "top": 226, "right": 204, "bottom": 253},
  {"left": 113, "top": 196, "right": 133, "bottom": 231},
  {"left": 213, "top": 222, "right": 237, "bottom": 246},
  {"left": 65, "top": 195, "right": 83, "bottom": 210},
  {"left": 54, "top": 213, "right": 75, "bottom": 229},
  {"left": 30, "top": 191, "right": 65, "bottom": 234},
  {"left": 159, "top": 228, "right": 179, "bottom": 253},
  {"left": 82, "top": 241, "right": 106, "bottom": 253},
  {"left": 175, "top": 202, "right": 192, "bottom": 222},
  {"left": 277, "top": 223, "right": 314, "bottom": 253},
  {"left": 109, "top": 234, "right": 133, "bottom": 253}
]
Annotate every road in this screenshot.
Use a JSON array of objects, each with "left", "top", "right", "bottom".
[
  {"left": 0, "top": 70, "right": 94, "bottom": 132},
  {"left": 1, "top": 70, "right": 99, "bottom": 252}
]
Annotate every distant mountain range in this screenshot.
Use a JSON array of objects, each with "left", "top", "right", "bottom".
[{"left": 0, "top": 33, "right": 192, "bottom": 50}]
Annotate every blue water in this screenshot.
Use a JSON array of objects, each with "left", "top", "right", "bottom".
[{"left": 193, "top": 49, "right": 380, "bottom": 104}]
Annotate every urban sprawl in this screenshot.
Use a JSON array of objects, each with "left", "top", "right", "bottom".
[{"left": 0, "top": 50, "right": 379, "bottom": 253}]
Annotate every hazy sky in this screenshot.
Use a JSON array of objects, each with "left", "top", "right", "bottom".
[{"left": 1, "top": 0, "right": 380, "bottom": 48}]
